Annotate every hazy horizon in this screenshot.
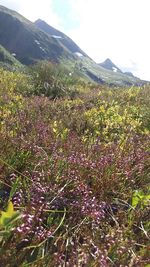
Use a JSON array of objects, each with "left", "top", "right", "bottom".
[{"left": 1, "top": 0, "right": 150, "bottom": 81}]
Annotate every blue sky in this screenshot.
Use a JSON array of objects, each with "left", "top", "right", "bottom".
[{"left": 1, "top": 0, "right": 150, "bottom": 80}]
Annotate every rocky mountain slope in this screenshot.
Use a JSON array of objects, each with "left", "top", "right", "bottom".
[{"left": 35, "top": 19, "right": 88, "bottom": 57}]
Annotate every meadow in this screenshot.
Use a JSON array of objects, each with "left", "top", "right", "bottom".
[{"left": 0, "top": 62, "right": 150, "bottom": 267}]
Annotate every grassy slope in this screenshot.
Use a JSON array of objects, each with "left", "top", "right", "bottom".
[
  {"left": 61, "top": 56, "right": 143, "bottom": 86},
  {"left": 0, "top": 44, "right": 24, "bottom": 70}
]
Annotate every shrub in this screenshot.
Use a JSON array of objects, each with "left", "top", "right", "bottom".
[{"left": 29, "top": 61, "right": 80, "bottom": 99}]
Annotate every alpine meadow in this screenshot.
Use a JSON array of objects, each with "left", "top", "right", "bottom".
[{"left": 0, "top": 4, "right": 150, "bottom": 267}]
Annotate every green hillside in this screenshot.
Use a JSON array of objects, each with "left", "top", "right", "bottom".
[{"left": 0, "top": 44, "right": 23, "bottom": 70}]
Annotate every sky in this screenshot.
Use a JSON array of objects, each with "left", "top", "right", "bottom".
[{"left": 1, "top": 0, "right": 150, "bottom": 80}]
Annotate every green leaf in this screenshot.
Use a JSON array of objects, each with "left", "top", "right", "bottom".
[
  {"left": 0, "top": 201, "right": 20, "bottom": 228},
  {"left": 131, "top": 190, "right": 150, "bottom": 209},
  {"left": 131, "top": 190, "right": 143, "bottom": 208}
]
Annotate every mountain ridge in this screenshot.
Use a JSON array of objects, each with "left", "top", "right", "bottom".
[{"left": 34, "top": 19, "right": 88, "bottom": 57}]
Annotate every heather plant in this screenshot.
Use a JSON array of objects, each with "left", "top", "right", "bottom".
[{"left": 0, "top": 68, "right": 150, "bottom": 266}]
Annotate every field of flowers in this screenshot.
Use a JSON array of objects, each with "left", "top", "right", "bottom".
[{"left": 0, "top": 64, "right": 150, "bottom": 267}]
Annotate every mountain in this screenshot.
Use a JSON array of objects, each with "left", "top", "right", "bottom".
[
  {"left": 99, "top": 59, "right": 138, "bottom": 79},
  {"left": 0, "top": 5, "right": 144, "bottom": 86},
  {"left": 99, "top": 58, "right": 122, "bottom": 73},
  {"left": 34, "top": 19, "right": 88, "bottom": 57},
  {"left": 0, "top": 5, "right": 72, "bottom": 65}
]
